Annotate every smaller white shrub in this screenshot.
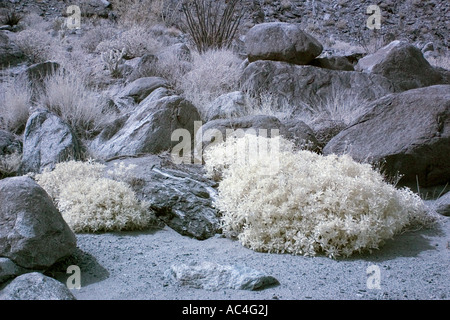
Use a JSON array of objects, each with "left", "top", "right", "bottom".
[
  {"left": 101, "top": 48, "right": 126, "bottom": 78},
  {"left": 205, "top": 134, "right": 434, "bottom": 258},
  {"left": 57, "top": 177, "right": 151, "bottom": 233},
  {"left": 36, "top": 160, "right": 105, "bottom": 201},
  {"left": 35, "top": 160, "right": 155, "bottom": 233}
]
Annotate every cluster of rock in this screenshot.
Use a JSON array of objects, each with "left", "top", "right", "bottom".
[{"left": 1, "top": 18, "right": 449, "bottom": 299}]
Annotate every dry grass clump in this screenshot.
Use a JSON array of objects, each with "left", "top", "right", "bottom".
[
  {"left": 205, "top": 134, "right": 435, "bottom": 258},
  {"left": 0, "top": 76, "right": 32, "bottom": 134},
  {"left": 179, "top": 48, "right": 243, "bottom": 118},
  {"left": 95, "top": 25, "right": 162, "bottom": 59},
  {"left": 37, "top": 70, "right": 110, "bottom": 139},
  {"left": 14, "top": 28, "right": 58, "bottom": 63},
  {"left": 35, "top": 160, "right": 156, "bottom": 233}
]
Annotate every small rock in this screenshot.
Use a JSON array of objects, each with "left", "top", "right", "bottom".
[
  {"left": 0, "top": 272, "right": 76, "bottom": 300},
  {"left": 434, "top": 192, "right": 450, "bottom": 216},
  {"left": 164, "top": 261, "right": 279, "bottom": 291},
  {"left": 118, "top": 77, "right": 168, "bottom": 103}
]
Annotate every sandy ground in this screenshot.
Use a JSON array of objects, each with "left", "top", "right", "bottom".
[{"left": 47, "top": 216, "right": 449, "bottom": 300}]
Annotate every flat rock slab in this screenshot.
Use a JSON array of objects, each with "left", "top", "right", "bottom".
[{"left": 165, "top": 261, "right": 279, "bottom": 291}]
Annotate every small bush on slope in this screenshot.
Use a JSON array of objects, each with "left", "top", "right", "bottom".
[
  {"left": 179, "top": 48, "right": 243, "bottom": 119},
  {"left": 0, "top": 76, "right": 31, "bottom": 134},
  {"left": 204, "top": 134, "right": 434, "bottom": 258},
  {"left": 35, "top": 160, "right": 155, "bottom": 233},
  {"left": 38, "top": 70, "right": 109, "bottom": 139}
]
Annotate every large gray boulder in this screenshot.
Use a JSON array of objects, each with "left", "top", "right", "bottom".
[
  {"left": 205, "top": 91, "right": 247, "bottom": 122},
  {"left": 19, "top": 109, "right": 82, "bottom": 174},
  {"left": 0, "top": 176, "right": 77, "bottom": 269},
  {"left": 118, "top": 77, "right": 168, "bottom": 103},
  {"left": 241, "top": 60, "right": 395, "bottom": 118},
  {"left": 90, "top": 89, "right": 201, "bottom": 159},
  {"left": 105, "top": 156, "right": 220, "bottom": 240},
  {"left": 356, "top": 40, "right": 448, "bottom": 92},
  {"left": 323, "top": 85, "right": 450, "bottom": 188},
  {"left": 0, "top": 31, "right": 25, "bottom": 69},
  {"left": 0, "top": 272, "right": 76, "bottom": 300},
  {"left": 79, "top": 0, "right": 111, "bottom": 18},
  {"left": 245, "top": 22, "right": 323, "bottom": 65},
  {"left": 165, "top": 261, "right": 279, "bottom": 291}
]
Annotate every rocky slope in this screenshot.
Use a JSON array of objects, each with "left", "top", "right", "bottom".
[{"left": 2, "top": 0, "right": 449, "bottom": 55}]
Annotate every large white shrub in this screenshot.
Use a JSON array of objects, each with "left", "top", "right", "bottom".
[
  {"left": 35, "top": 161, "right": 155, "bottom": 233},
  {"left": 204, "top": 134, "right": 433, "bottom": 258}
]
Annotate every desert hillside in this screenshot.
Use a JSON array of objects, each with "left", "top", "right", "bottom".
[{"left": 0, "top": 0, "right": 449, "bottom": 302}]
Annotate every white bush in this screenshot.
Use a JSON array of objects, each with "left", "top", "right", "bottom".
[
  {"left": 205, "top": 134, "right": 433, "bottom": 258},
  {"left": 35, "top": 160, "right": 155, "bottom": 233}
]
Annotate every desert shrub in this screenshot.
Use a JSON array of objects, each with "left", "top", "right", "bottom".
[
  {"left": 204, "top": 134, "right": 434, "bottom": 258},
  {"left": 38, "top": 70, "right": 110, "bottom": 139},
  {"left": 181, "top": 0, "right": 244, "bottom": 53},
  {"left": 110, "top": 0, "right": 170, "bottom": 27},
  {"left": 151, "top": 47, "right": 192, "bottom": 88},
  {"left": 1, "top": 9, "right": 23, "bottom": 27},
  {"left": 101, "top": 48, "right": 126, "bottom": 78},
  {"left": 81, "top": 20, "right": 118, "bottom": 53},
  {"left": 179, "top": 48, "right": 243, "bottom": 118},
  {"left": 14, "top": 29, "right": 58, "bottom": 63},
  {"left": 35, "top": 160, "right": 155, "bottom": 233},
  {"left": 95, "top": 25, "right": 162, "bottom": 59},
  {"left": 0, "top": 76, "right": 31, "bottom": 134}
]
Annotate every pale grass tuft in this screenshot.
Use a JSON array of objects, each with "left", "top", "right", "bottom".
[
  {"left": 180, "top": 48, "right": 243, "bottom": 119},
  {"left": 14, "top": 28, "right": 58, "bottom": 63},
  {"left": 38, "top": 69, "right": 110, "bottom": 139},
  {"left": 0, "top": 76, "right": 32, "bottom": 134}
]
